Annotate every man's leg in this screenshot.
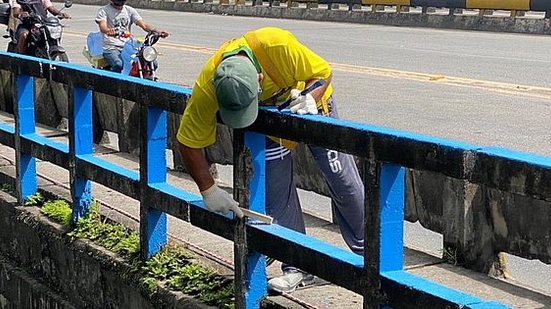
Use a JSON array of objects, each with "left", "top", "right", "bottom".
[
  {"left": 16, "top": 26, "right": 29, "bottom": 54},
  {"left": 265, "top": 139, "right": 305, "bottom": 234},
  {"left": 308, "top": 98, "right": 365, "bottom": 255},
  {"left": 265, "top": 139, "right": 314, "bottom": 293},
  {"left": 102, "top": 49, "right": 123, "bottom": 73}
]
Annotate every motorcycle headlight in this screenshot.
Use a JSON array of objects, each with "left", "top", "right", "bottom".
[
  {"left": 141, "top": 46, "right": 157, "bottom": 62},
  {"left": 47, "top": 25, "right": 62, "bottom": 40}
]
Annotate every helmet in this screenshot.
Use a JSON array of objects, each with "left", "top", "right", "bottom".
[{"left": 111, "top": 0, "right": 126, "bottom": 6}]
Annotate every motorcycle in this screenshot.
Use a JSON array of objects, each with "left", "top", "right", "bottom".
[
  {"left": 1, "top": 0, "right": 72, "bottom": 61},
  {"left": 83, "top": 30, "right": 164, "bottom": 81}
]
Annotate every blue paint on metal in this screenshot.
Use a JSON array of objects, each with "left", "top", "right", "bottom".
[
  {"left": 263, "top": 107, "right": 480, "bottom": 152},
  {"left": 252, "top": 223, "right": 364, "bottom": 267},
  {"left": 245, "top": 252, "right": 267, "bottom": 309},
  {"left": 147, "top": 107, "right": 167, "bottom": 184},
  {"left": 17, "top": 75, "right": 35, "bottom": 136},
  {"left": 480, "top": 146, "right": 551, "bottom": 168},
  {"left": 382, "top": 271, "right": 511, "bottom": 308},
  {"left": 0, "top": 123, "right": 15, "bottom": 134},
  {"left": 149, "top": 182, "right": 202, "bottom": 203},
  {"left": 71, "top": 87, "right": 93, "bottom": 224},
  {"left": 245, "top": 132, "right": 266, "bottom": 214},
  {"left": 79, "top": 154, "right": 140, "bottom": 181},
  {"left": 146, "top": 207, "right": 167, "bottom": 258},
  {"left": 22, "top": 133, "right": 69, "bottom": 153},
  {"left": 71, "top": 177, "right": 92, "bottom": 223},
  {"left": 19, "top": 154, "right": 36, "bottom": 199},
  {"left": 73, "top": 88, "right": 94, "bottom": 155},
  {"left": 244, "top": 132, "right": 267, "bottom": 308},
  {"left": 380, "top": 164, "right": 405, "bottom": 272},
  {"left": 145, "top": 107, "right": 167, "bottom": 257},
  {"left": 17, "top": 74, "right": 36, "bottom": 200},
  {"left": 0, "top": 51, "right": 192, "bottom": 95}
]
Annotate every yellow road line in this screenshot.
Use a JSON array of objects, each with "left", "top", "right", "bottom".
[{"left": 65, "top": 30, "right": 551, "bottom": 100}]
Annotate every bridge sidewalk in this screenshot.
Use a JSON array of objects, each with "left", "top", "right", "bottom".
[{"left": 0, "top": 114, "right": 549, "bottom": 308}]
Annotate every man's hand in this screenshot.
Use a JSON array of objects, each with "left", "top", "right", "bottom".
[
  {"left": 201, "top": 184, "right": 244, "bottom": 218},
  {"left": 157, "top": 30, "right": 169, "bottom": 38},
  {"left": 288, "top": 89, "right": 318, "bottom": 115},
  {"left": 106, "top": 28, "right": 117, "bottom": 36},
  {"left": 18, "top": 11, "right": 30, "bottom": 19},
  {"left": 59, "top": 12, "right": 71, "bottom": 19}
]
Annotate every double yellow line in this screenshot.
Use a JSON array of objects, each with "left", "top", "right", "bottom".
[{"left": 65, "top": 30, "right": 551, "bottom": 100}]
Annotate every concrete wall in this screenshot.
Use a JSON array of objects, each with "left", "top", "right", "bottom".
[
  {"left": 0, "top": 255, "right": 76, "bottom": 309},
  {"left": 0, "top": 191, "right": 213, "bottom": 309},
  {"left": 64, "top": 0, "right": 551, "bottom": 35}
]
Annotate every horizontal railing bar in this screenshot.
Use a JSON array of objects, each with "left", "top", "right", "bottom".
[
  {"left": 253, "top": 107, "right": 477, "bottom": 178},
  {"left": 0, "top": 124, "right": 15, "bottom": 147},
  {"left": 248, "top": 223, "right": 365, "bottom": 293},
  {"left": 20, "top": 134, "right": 70, "bottom": 169},
  {"left": 253, "top": 108, "right": 551, "bottom": 199},
  {"left": 381, "top": 271, "right": 508, "bottom": 308},
  {"left": 0, "top": 52, "right": 191, "bottom": 115},
  {"left": 77, "top": 154, "right": 141, "bottom": 200},
  {"left": 146, "top": 182, "right": 202, "bottom": 221},
  {"left": 2, "top": 52, "right": 550, "bottom": 201}
]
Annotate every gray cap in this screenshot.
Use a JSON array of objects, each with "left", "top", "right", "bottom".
[{"left": 213, "top": 56, "right": 259, "bottom": 129}]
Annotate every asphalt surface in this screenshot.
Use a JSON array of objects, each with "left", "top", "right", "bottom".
[{"left": 6, "top": 3, "right": 551, "bottom": 296}]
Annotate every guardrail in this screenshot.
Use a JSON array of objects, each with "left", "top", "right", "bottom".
[{"left": 0, "top": 51, "right": 521, "bottom": 308}]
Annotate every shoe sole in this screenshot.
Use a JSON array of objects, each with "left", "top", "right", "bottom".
[{"left": 268, "top": 277, "right": 316, "bottom": 294}]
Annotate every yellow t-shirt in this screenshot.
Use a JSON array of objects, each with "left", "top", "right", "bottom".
[{"left": 177, "top": 27, "right": 333, "bottom": 149}]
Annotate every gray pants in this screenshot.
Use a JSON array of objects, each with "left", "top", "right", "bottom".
[{"left": 266, "top": 97, "right": 365, "bottom": 268}]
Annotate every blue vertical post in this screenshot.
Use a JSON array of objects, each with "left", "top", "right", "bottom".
[
  {"left": 142, "top": 106, "right": 167, "bottom": 258},
  {"left": 70, "top": 87, "right": 93, "bottom": 223},
  {"left": 15, "top": 74, "right": 37, "bottom": 202},
  {"left": 244, "top": 131, "right": 267, "bottom": 308},
  {"left": 379, "top": 163, "right": 405, "bottom": 272}
]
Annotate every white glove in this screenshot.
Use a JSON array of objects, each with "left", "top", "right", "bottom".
[
  {"left": 288, "top": 89, "right": 318, "bottom": 115},
  {"left": 201, "top": 184, "right": 244, "bottom": 218}
]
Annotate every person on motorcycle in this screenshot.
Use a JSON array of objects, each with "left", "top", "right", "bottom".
[
  {"left": 10, "top": 0, "right": 70, "bottom": 54},
  {"left": 95, "top": 0, "right": 169, "bottom": 73}
]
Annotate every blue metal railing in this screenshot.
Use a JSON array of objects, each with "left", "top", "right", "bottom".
[{"left": 0, "top": 51, "right": 519, "bottom": 308}]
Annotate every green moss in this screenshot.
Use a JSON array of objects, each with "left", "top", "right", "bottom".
[
  {"left": 40, "top": 199, "right": 71, "bottom": 226},
  {"left": 38, "top": 196, "right": 235, "bottom": 308}
]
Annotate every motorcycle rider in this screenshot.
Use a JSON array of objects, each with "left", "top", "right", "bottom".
[
  {"left": 10, "top": 0, "right": 70, "bottom": 54},
  {"left": 95, "top": 0, "right": 169, "bottom": 73}
]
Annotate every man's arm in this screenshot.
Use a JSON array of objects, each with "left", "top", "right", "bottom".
[
  {"left": 305, "top": 73, "right": 332, "bottom": 103},
  {"left": 178, "top": 142, "right": 243, "bottom": 218},
  {"left": 96, "top": 20, "right": 116, "bottom": 36},
  {"left": 177, "top": 143, "right": 214, "bottom": 192},
  {"left": 135, "top": 19, "right": 169, "bottom": 37}
]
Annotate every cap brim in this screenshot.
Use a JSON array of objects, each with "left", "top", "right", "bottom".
[{"left": 218, "top": 99, "right": 258, "bottom": 129}]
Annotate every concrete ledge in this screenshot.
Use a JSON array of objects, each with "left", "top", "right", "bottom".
[
  {"left": 0, "top": 192, "right": 214, "bottom": 309},
  {"left": 60, "top": 0, "right": 551, "bottom": 35}
]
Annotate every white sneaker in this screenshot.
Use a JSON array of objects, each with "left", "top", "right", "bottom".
[{"left": 267, "top": 270, "right": 315, "bottom": 293}]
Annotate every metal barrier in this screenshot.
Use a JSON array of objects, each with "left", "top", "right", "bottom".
[{"left": 0, "top": 51, "right": 517, "bottom": 308}]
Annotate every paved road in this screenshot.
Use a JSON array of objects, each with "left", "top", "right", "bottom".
[{"left": 13, "top": 3, "right": 551, "bottom": 296}]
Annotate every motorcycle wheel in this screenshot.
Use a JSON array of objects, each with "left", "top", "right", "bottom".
[{"left": 51, "top": 52, "right": 69, "bottom": 63}]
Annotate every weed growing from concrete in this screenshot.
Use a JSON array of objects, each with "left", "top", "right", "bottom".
[
  {"left": 24, "top": 192, "right": 45, "bottom": 206},
  {"left": 40, "top": 198, "right": 72, "bottom": 227},
  {"left": 440, "top": 246, "right": 459, "bottom": 266},
  {"left": 26, "top": 195, "right": 235, "bottom": 308},
  {"left": 0, "top": 183, "right": 15, "bottom": 195}
]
